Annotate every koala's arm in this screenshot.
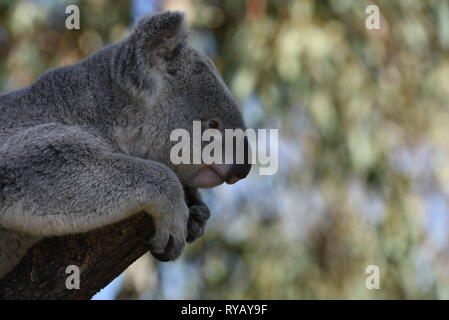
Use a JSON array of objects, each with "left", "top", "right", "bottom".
[{"left": 0, "top": 124, "right": 189, "bottom": 261}]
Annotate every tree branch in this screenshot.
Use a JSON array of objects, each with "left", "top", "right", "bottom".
[{"left": 0, "top": 212, "right": 154, "bottom": 299}]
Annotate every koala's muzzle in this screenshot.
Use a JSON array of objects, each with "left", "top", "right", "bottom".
[{"left": 225, "top": 136, "right": 252, "bottom": 184}]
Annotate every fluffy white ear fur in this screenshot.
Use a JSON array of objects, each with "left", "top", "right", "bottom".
[{"left": 133, "top": 11, "right": 189, "bottom": 61}]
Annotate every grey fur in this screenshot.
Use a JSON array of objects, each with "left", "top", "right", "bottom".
[{"left": 0, "top": 11, "right": 249, "bottom": 278}]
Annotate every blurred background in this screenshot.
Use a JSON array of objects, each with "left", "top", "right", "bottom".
[{"left": 1, "top": 0, "right": 449, "bottom": 299}]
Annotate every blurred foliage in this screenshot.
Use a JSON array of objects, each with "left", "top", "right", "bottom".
[{"left": 2, "top": 0, "right": 449, "bottom": 299}]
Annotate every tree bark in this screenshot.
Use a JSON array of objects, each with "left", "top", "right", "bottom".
[{"left": 0, "top": 212, "right": 155, "bottom": 300}]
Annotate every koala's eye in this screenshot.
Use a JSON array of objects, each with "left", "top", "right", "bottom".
[
  {"left": 167, "top": 67, "right": 177, "bottom": 76},
  {"left": 208, "top": 120, "right": 220, "bottom": 129}
]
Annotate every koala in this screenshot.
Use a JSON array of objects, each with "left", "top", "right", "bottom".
[{"left": 0, "top": 11, "right": 251, "bottom": 278}]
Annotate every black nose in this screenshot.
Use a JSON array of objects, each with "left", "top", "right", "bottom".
[
  {"left": 225, "top": 136, "right": 252, "bottom": 184},
  {"left": 226, "top": 163, "right": 251, "bottom": 184}
]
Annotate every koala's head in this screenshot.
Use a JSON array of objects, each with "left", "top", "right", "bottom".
[{"left": 117, "top": 11, "right": 251, "bottom": 189}]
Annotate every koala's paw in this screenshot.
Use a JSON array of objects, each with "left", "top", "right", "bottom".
[
  {"left": 186, "top": 203, "right": 210, "bottom": 243},
  {"left": 146, "top": 203, "right": 189, "bottom": 262}
]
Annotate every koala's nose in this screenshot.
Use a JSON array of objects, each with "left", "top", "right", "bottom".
[
  {"left": 225, "top": 136, "right": 252, "bottom": 184},
  {"left": 226, "top": 163, "right": 251, "bottom": 184}
]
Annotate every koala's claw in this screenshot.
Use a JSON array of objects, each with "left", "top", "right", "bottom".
[
  {"left": 146, "top": 204, "right": 189, "bottom": 262},
  {"left": 152, "top": 236, "right": 180, "bottom": 262},
  {"left": 149, "top": 231, "right": 185, "bottom": 262},
  {"left": 187, "top": 204, "right": 210, "bottom": 243}
]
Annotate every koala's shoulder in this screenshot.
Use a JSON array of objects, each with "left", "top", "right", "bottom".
[{"left": 1, "top": 123, "right": 117, "bottom": 164}]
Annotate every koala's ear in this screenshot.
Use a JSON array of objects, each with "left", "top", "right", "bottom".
[{"left": 133, "top": 11, "right": 188, "bottom": 62}]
